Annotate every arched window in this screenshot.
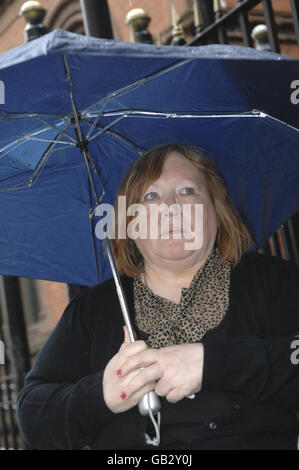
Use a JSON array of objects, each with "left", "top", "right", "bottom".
[{"left": 46, "top": 0, "right": 84, "bottom": 35}]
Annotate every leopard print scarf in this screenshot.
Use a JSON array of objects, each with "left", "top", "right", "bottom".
[{"left": 133, "top": 248, "right": 231, "bottom": 349}]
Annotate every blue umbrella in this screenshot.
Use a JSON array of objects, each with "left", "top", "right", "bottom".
[{"left": 0, "top": 29, "right": 298, "bottom": 286}]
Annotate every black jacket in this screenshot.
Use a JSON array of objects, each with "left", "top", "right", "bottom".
[{"left": 16, "top": 252, "right": 299, "bottom": 450}]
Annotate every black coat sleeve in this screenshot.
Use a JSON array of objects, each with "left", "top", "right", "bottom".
[
  {"left": 16, "top": 289, "right": 116, "bottom": 450},
  {"left": 201, "top": 255, "right": 299, "bottom": 412}
]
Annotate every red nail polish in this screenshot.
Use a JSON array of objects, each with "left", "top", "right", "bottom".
[
  {"left": 117, "top": 369, "right": 122, "bottom": 376},
  {"left": 121, "top": 392, "right": 126, "bottom": 400}
]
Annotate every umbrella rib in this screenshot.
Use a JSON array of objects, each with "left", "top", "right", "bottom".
[
  {"left": 33, "top": 116, "right": 77, "bottom": 144},
  {"left": 96, "top": 110, "right": 264, "bottom": 119},
  {"left": 85, "top": 148, "right": 105, "bottom": 207},
  {"left": 0, "top": 138, "right": 31, "bottom": 160},
  {"left": 81, "top": 110, "right": 263, "bottom": 153},
  {"left": 81, "top": 118, "right": 145, "bottom": 154},
  {"left": 87, "top": 115, "right": 127, "bottom": 143},
  {"left": 82, "top": 110, "right": 265, "bottom": 146},
  {"left": 257, "top": 111, "right": 299, "bottom": 135},
  {"left": 29, "top": 121, "right": 75, "bottom": 185},
  {"left": 81, "top": 58, "right": 193, "bottom": 117},
  {"left": 29, "top": 137, "right": 75, "bottom": 145},
  {"left": 85, "top": 99, "right": 109, "bottom": 141},
  {"left": 0, "top": 122, "right": 72, "bottom": 192},
  {"left": 86, "top": 111, "right": 256, "bottom": 143},
  {"left": 1, "top": 109, "right": 76, "bottom": 144},
  {"left": 50, "top": 145, "right": 79, "bottom": 153},
  {"left": 0, "top": 122, "right": 64, "bottom": 157},
  {"left": 0, "top": 111, "right": 70, "bottom": 120},
  {"left": 0, "top": 119, "right": 75, "bottom": 158},
  {"left": 0, "top": 135, "right": 74, "bottom": 161}
]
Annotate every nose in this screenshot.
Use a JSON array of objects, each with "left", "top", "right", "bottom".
[
  {"left": 159, "top": 192, "right": 181, "bottom": 218},
  {"left": 163, "top": 192, "right": 177, "bottom": 206}
]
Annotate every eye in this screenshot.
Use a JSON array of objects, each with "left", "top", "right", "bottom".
[
  {"left": 143, "top": 191, "right": 159, "bottom": 201},
  {"left": 178, "top": 187, "right": 196, "bottom": 196}
]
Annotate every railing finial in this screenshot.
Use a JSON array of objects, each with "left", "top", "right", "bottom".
[
  {"left": 192, "top": 0, "right": 204, "bottom": 35},
  {"left": 19, "top": 1, "right": 48, "bottom": 43},
  {"left": 125, "top": 8, "right": 153, "bottom": 44},
  {"left": 251, "top": 24, "right": 271, "bottom": 51},
  {"left": 170, "top": 4, "right": 185, "bottom": 45}
]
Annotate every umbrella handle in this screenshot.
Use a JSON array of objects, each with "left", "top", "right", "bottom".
[{"left": 138, "top": 390, "right": 161, "bottom": 415}]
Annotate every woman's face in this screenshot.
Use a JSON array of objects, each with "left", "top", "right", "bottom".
[{"left": 133, "top": 152, "right": 218, "bottom": 268}]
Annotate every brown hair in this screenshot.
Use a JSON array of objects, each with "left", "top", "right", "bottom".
[{"left": 109, "top": 144, "right": 251, "bottom": 276}]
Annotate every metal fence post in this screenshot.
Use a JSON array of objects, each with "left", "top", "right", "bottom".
[
  {"left": 237, "top": 0, "right": 253, "bottom": 47},
  {"left": 290, "top": 0, "right": 299, "bottom": 48},
  {"left": 262, "top": 0, "right": 280, "bottom": 52},
  {"left": 80, "top": 0, "right": 113, "bottom": 38},
  {"left": 0, "top": 276, "right": 31, "bottom": 394}
]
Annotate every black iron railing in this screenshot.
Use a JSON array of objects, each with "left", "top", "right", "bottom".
[
  {"left": 189, "top": 0, "right": 299, "bottom": 51},
  {"left": 290, "top": 0, "right": 299, "bottom": 46},
  {"left": 187, "top": 0, "right": 299, "bottom": 264},
  {"left": 0, "top": 319, "right": 23, "bottom": 449},
  {"left": 0, "top": 374, "right": 20, "bottom": 449}
]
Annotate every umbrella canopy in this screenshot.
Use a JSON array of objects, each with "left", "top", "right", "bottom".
[{"left": 0, "top": 29, "right": 299, "bottom": 286}]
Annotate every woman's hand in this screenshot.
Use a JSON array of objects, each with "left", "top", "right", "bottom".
[
  {"left": 102, "top": 327, "right": 162, "bottom": 413},
  {"left": 154, "top": 343, "right": 204, "bottom": 403},
  {"left": 120, "top": 342, "right": 204, "bottom": 404}
]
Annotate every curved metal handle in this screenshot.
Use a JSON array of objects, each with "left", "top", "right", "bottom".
[{"left": 138, "top": 390, "right": 161, "bottom": 416}]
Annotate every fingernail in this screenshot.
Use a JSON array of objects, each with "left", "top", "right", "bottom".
[
  {"left": 117, "top": 369, "right": 122, "bottom": 376},
  {"left": 120, "top": 392, "right": 126, "bottom": 400}
]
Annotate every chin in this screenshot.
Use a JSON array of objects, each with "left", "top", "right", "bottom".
[{"left": 160, "top": 241, "right": 195, "bottom": 260}]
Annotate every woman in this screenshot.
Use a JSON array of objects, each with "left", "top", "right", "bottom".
[{"left": 17, "top": 144, "right": 299, "bottom": 450}]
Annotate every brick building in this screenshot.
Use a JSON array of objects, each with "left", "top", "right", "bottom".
[{"left": 0, "top": 0, "right": 298, "bottom": 56}]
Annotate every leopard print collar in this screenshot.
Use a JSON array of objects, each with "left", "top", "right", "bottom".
[{"left": 133, "top": 248, "right": 231, "bottom": 349}]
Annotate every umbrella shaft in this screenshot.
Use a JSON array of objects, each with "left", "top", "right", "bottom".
[
  {"left": 104, "top": 239, "right": 135, "bottom": 342},
  {"left": 115, "top": 279, "right": 136, "bottom": 342},
  {"left": 104, "top": 238, "right": 162, "bottom": 422}
]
